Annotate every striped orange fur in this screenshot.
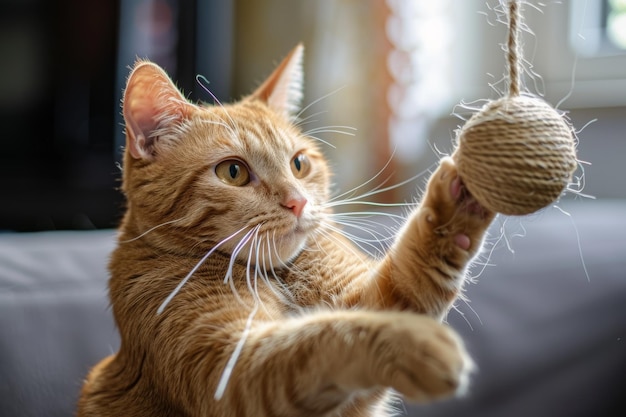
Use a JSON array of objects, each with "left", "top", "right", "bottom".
[{"left": 77, "top": 44, "right": 494, "bottom": 417}]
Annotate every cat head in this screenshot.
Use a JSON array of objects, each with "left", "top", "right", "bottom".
[{"left": 120, "top": 44, "right": 331, "bottom": 265}]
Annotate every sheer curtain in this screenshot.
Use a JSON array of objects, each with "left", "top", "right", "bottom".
[
  {"left": 233, "top": 0, "right": 462, "bottom": 202},
  {"left": 386, "top": 0, "right": 454, "bottom": 163}
]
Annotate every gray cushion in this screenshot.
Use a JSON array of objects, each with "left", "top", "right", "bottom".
[{"left": 0, "top": 230, "right": 119, "bottom": 417}]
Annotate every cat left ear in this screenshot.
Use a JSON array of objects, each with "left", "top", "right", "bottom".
[
  {"left": 123, "top": 60, "right": 195, "bottom": 160},
  {"left": 250, "top": 43, "right": 304, "bottom": 118}
]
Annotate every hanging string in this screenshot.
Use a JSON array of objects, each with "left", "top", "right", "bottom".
[
  {"left": 507, "top": 0, "right": 521, "bottom": 97},
  {"left": 452, "top": 0, "right": 578, "bottom": 215}
]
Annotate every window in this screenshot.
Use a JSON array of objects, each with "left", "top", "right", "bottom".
[
  {"left": 571, "top": 0, "right": 626, "bottom": 56},
  {"left": 606, "top": 0, "right": 626, "bottom": 50}
]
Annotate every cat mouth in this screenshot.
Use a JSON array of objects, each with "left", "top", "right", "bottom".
[
  {"left": 284, "top": 214, "right": 317, "bottom": 234},
  {"left": 275, "top": 221, "right": 316, "bottom": 248},
  {"left": 280, "top": 225, "right": 309, "bottom": 243},
  {"left": 293, "top": 225, "right": 307, "bottom": 235}
]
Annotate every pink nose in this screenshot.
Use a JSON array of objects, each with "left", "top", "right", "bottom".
[{"left": 282, "top": 196, "right": 307, "bottom": 218}]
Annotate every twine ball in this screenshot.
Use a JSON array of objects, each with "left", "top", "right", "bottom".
[{"left": 453, "top": 95, "right": 577, "bottom": 215}]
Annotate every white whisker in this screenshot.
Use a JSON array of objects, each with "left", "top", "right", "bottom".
[
  {"left": 249, "top": 228, "right": 266, "bottom": 309},
  {"left": 330, "top": 217, "right": 397, "bottom": 244},
  {"left": 311, "top": 226, "right": 375, "bottom": 273},
  {"left": 325, "top": 200, "right": 414, "bottom": 210},
  {"left": 303, "top": 134, "right": 336, "bottom": 149},
  {"left": 215, "top": 226, "right": 267, "bottom": 401},
  {"left": 262, "top": 233, "right": 297, "bottom": 308},
  {"left": 331, "top": 210, "right": 407, "bottom": 219},
  {"left": 196, "top": 74, "right": 241, "bottom": 141},
  {"left": 325, "top": 155, "right": 432, "bottom": 209},
  {"left": 303, "top": 126, "right": 357, "bottom": 137},
  {"left": 120, "top": 218, "right": 184, "bottom": 243},
  {"left": 214, "top": 303, "right": 259, "bottom": 401},
  {"left": 320, "top": 221, "right": 387, "bottom": 258},
  {"left": 222, "top": 226, "right": 262, "bottom": 307},
  {"left": 294, "top": 86, "right": 347, "bottom": 121},
  {"left": 156, "top": 226, "right": 248, "bottom": 315},
  {"left": 224, "top": 226, "right": 260, "bottom": 284},
  {"left": 293, "top": 110, "right": 326, "bottom": 127},
  {"left": 327, "top": 154, "right": 398, "bottom": 204},
  {"left": 196, "top": 74, "right": 225, "bottom": 107}
]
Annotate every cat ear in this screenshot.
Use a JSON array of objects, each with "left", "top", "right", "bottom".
[
  {"left": 123, "top": 60, "right": 195, "bottom": 160},
  {"left": 250, "top": 43, "right": 304, "bottom": 118}
]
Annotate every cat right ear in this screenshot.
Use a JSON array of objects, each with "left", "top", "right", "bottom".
[
  {"left": 250, "top": 44, "right": 304, "bottom": 118},
  {"left": 123, "top": 60, "right": 195, "bottom": 160}
]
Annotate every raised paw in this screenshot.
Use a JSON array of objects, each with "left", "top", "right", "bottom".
[{"left": 419, "top": 156, "right": 494, "bottom": 253}]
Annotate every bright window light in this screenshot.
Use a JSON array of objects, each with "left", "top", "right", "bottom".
[{"left": 607, "top": 0, "right": 626, "bottom": 49}]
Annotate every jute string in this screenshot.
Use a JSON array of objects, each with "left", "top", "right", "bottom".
[
  {"left": 453, "top": 0, "right": 577, "bottom": 215},
  {"left": 507, "top": 0, "right": 521, "bottom": 97}
]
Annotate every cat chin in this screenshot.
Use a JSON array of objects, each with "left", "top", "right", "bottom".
[
  {"left": 273, "top": 217, "right": 317, "bottom": 250},
  {"left": 237, "top": 244, "right": 304, "bottom": 270},
  {"left": 272, "top": 231, "right": 308, "bottom": 264},
  {"left": 224, "top": 228, "right": 307, "bottom": 268}
]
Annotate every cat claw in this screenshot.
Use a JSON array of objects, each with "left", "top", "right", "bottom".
[
  {"left": 450, "top": 176, "right": 464, "bottom": 201},
  {"left": 450, "top": 176, "right": 491, "bottom": 219},
  {"left": 446, "top": 174, "right": 492, "bottom": 250}
]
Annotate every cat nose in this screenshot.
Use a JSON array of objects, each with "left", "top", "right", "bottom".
[{"left": 282, "top": 196, "right": 308, "bottom": 218}]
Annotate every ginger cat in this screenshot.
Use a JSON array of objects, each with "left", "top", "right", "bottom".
[{"left": 77, "top": 44, "right": 494, "bottom": 417}]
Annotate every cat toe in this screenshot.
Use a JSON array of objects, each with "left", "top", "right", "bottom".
[
  {"left": 454, "top": 234, "right": 471, "bottom": 250},
  {"left": 394, "top": 326, "right": 475, "bottom": 403}
]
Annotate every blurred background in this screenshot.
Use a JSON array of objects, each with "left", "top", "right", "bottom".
[
  {"left": 1, "top": 3, "right": 625, "bottom": 417},
  {"left": 0, "top": 0, "right": 624, "bottom": 231}
]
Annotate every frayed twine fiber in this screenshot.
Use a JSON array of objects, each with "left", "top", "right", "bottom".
[{"left": 452, "top": 0, "right": 577, "bottom": 215}]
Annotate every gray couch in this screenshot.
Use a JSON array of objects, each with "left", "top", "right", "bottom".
[{"left": 1, "top": 200, "right": 625, "bottom": 417}]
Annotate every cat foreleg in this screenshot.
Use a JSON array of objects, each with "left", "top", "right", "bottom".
[
  {"left": 211, "top": 309, "right": 472, "bottom": 416},
  {"left": 363, "top": 157, "right": 495, "bottom": 318}
]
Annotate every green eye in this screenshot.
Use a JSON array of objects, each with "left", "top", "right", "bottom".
[
  {"left": 290, "top": 152, "right": 311, "bottom": 179},
  {"left": 215, "top": 159, "right": 250, "bottom": 186}
]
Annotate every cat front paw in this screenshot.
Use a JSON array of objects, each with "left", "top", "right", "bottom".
[
  {"left": 419, "top": 156, "right": 494, "bottom": 254},
  {"left": 374, "top": 314, "right": 474, "bottom": 403}
]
